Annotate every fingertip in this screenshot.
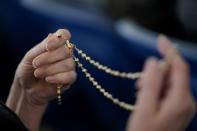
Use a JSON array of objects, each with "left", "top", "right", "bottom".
[
  {"left": 143, "top": 57, "right": 158, "bottom": 72},
  {"left": 157, "top": 35, "right": 173, "bottom": 57},
  {"left": 45, "top": 76, "right": 55, "bottom": 83},
  {"left": 56, "top": 29, "right": 71, "bottom": 40},
  {"left": 34, "top": 69, "right": 40, "bottom": 78},
  {"left": 48, "top": 33, "right": 53, "bottom": 38},
  {"left": 32, "top": 59, "right": 38, "bottom": 68},
  {"left": 46, "top": 29, "right": 71, "bottom": 51},
  {"left": 32, "top": 56, "right": 42, "bottom": 68},
  {"left": 32, "top": 62, "right": 37, "bottom": 69}
]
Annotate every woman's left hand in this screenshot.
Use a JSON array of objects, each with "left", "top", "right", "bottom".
[{"left": 6, "top": 29, "right": 77, "bottom": 131}]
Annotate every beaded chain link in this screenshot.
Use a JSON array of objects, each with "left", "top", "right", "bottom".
[
  {"left": 66, "top": 40, "right": 140, "bottom": 111},
  {"left": 55, "top": 33, "right": 141, "bottom": 111},
  {"left": 73, "top": 56, "right": 136, "bottom": 111},
  {"left": 75, "top": 47, "right": 142, "bottom": 79},
  {"left": 57, "top": 85, "right": 62, "bottom": 105}
]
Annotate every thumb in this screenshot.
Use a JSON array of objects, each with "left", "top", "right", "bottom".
[{"left": 23, "top": 33, "right": 53, "bottom": 63}]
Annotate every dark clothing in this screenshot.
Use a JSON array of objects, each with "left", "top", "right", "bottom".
[{"left": 0, "top": 102, "right": 28, "bottom": 131}]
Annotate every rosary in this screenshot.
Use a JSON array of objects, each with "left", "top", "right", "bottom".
[{"left": 55, "top": 33, "right": 176, "bottom": 111}]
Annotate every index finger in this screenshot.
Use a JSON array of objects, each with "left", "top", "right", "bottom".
[{"left": 46, "top": 29, "right": 71, "bottom": 51}]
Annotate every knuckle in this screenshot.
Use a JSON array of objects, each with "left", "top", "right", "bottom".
[{"left": 66, "top": 59, "right": 75, "bottom": 70}]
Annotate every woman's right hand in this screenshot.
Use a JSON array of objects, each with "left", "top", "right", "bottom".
[{"left": 127, "top": 35, "right": 196, "bottom": 131}]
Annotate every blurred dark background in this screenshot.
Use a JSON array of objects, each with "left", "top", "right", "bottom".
[{"left": 0, "top": 0, "right": 197, "bottom": 131}]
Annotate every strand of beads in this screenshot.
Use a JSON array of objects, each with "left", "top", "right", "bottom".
[
  {"left": 74, "top": 56, "right": 135, "bottom": 111},
  {"left": 75, "top": 47, "right": 141, "bottom": 79},
  {"left": 57, "top": 85, "right": 62, "bottom": 105}
]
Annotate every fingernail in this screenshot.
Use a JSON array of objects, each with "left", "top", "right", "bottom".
[
  {"left": 32, "top": 57, "right": 41, "bottom": 68},
  {"left": 32, "top": 61, "right": 37, "bottom": 68},
  {"left": 34, "top": 69, "right": 44, "bottom": 78},
  {"left": 32, "top": 60, "right": 39, "bottom": 68}
]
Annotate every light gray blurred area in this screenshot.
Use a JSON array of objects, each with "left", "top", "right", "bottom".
[{"left": 48, "top": 0, "right": 197, "bottom": 41}]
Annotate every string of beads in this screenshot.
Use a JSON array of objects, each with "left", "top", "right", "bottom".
[{"left": 66, "top": 40, "right": 140, "bottom": 111}]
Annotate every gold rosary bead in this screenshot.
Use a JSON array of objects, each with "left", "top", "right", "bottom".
[
  {"left": 85, "top": 56, "right": 91, "bottom": 61},
  {"left": 78, "top": 50, "right": 83, "bottom": 54},
  {"left": 74, "top": 58, "right": 79, "bottom": 62},
  {"left": 96, "top": 85, "right": 101, "bottom": 89},
  {"left": 136, "top": 73, "right": 142, "bottom": 78},
  {"left": 100, "top": 88, "right": 105, "bottom": 93},
  {"left": 82, "top": 69, "right": 87, "bottom": 73},
  {"left": 98, "top": 65, "right": 103, "bottom": 69},
  {"left": 106, "top": 94, "right": 112, "bottom": 99},
  {"left": 105, "top": 68, "right": 111, "bottom": 73},
  {"left": 81, "top": 53, "right": 86, "bottom": 58},
  {"left": 94, "top": 62, "right": 100, "bottom": 67},
  {"left": 93, "top": 81, "right": 98, "bottom": 86},
  {"left": 120, "top": 72, "right": 127, "bottom": 78},
  {"left": 104, "top": 92, "right": 109, "bottom": 97},
  {"left": 127, "top": 73, "right": 134, "bottom": 79},
  {"left": 124, "top": 105, "right": 130, "bottom": 110},
  {"left": 78, "top": 63, "right": 83, "bottom": 68},
  {"left": 119, "top": 102, "right": 125, "bottom": 107},
  {"left": 126, "top": 105, "right": 135, "bottom": 111},
  {"left": 89, "top": 77, "right": 94, "bottom": 82},
  {"left": 113, "top": 71, "right": 120, "bottom": 76},
  {"left": 57, "top": 95, "right": 61, "bottom": 99},
  {"left": 102, "top": 66, "right": 107, "bottom": 70},
  {"left": 57, "top": 90, "right": 61, "bottom": 94},
  {"left": 85, "top": 73, "right": 91, "bottom": 78},
  {"left": 113, "top": 99, "right": 119, "bottom": 104},
  {"left": 90, "top": 60, "right": 95, "bottom": 64}
]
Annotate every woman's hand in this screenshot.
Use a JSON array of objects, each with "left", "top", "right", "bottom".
[
  {"left": 6, "top": 29, "right": 77, "bottom": 131},
  {"left": 127, "top": 35, "right": 196, "bottom": 131},
  {"left": 17, "top": 29, "right": 76, "bottom": 106}
]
